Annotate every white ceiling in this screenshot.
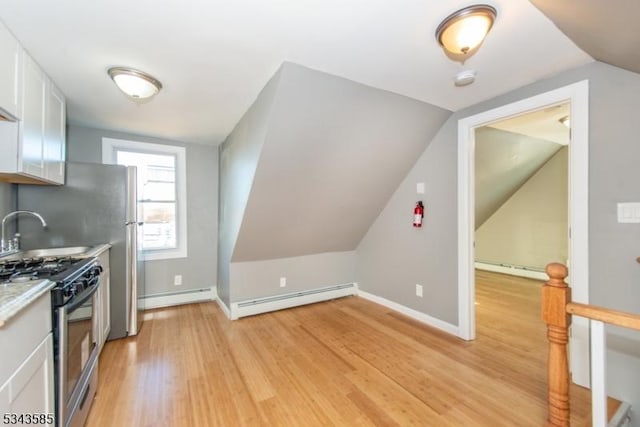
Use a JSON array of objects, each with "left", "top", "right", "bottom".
[{"left": 0, "top": 0, "right": 592, "bottom": 145}]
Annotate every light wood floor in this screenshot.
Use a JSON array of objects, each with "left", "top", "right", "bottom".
[{"left": 86, "top": 272, "right": 600, "bottom": 426}]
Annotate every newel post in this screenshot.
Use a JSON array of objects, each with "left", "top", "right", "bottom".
[{"left": 542, "top": 263, "right": 572, "bottom": 427}]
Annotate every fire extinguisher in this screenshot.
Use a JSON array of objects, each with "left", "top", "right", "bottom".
[{"left": 413, "top": 201, "right": 424, "bottom": 227}]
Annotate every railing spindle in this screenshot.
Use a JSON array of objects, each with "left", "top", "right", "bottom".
[{"left": 590, "top": 319, "right": 607, "bottom": 427}]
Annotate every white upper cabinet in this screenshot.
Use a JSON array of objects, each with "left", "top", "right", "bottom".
[
  {"left": 0, "top": 21, "right": 22, "bottom": 119},
  {"left": 44, "top": 83, "right": 66, "bottom": 184},
  {"left": 20, "top": 54, "right": 47, "bottom": 180},
  {"left": 0, "top": 20, "right": 66, "bottom": 185}
]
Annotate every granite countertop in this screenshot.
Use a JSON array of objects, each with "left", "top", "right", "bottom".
[{"left": 0, "top": 279, "right": 55, "bottom": 328}]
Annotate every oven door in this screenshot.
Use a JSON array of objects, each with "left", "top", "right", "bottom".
[{"left": 57, "top": 283, "right": 99, "bottom": 427}]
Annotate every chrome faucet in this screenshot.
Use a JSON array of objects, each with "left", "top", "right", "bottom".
[{"left": 1, "top": 210, "right": 47, "bottom": 254}]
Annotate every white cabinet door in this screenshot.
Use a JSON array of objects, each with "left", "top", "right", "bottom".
[
  {"left": 98, "top": 250, "right": 111, "bottom": 351},
  {"left": 0, "top": 27, "right": 66, "bottom": 185},
  {"left": 20, "top": 55, "right": 46, "bottom": 179},
  {"left": 99, "top": 272, "right": 111, "bottom": 349},
  {"left": 44, "top": 83, "right": 65, "bottom": 184},
  {"left": 0, "top": 334, "right": 55, "bottom": 419},
  {"left": 0, "top": 22, "right": 21, "bottom": 119}
]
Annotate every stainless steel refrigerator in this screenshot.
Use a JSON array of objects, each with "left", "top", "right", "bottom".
[{"left": 17, "top": 161, "right": 145, "bottom": 339}]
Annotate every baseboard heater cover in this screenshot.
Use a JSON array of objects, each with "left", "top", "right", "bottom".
[
  {"left": 230, "top": 283, "right": 357, "bottom": 320},
  {"left": 608, "top": 402, "right": 631, "bottom": 427},
  {"left": 143, "top": 287, "right": 216, "bottom": 310},
  {"left": 474, "top": 261, "right": 548, "bottom": 280}
]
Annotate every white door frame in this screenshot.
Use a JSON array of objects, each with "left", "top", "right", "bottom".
[{"left": 457, "top": 80, "right": 590, "bottom": 386}]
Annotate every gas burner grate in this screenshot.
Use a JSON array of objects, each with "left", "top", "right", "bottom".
[{"left": 0, "top": 256, "right": 85, "bottom": 284}]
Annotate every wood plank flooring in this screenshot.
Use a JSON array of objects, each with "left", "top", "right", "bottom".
[{"left": 86, "top": 272, "right": 600, "bottom": 426}]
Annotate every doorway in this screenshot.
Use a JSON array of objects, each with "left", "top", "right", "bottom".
[
  {"left": 456, "top": 81, "right": 590, "bottom": 387},
  {"left": 474, "top": 103, "right": 569, "bottom": 280}
]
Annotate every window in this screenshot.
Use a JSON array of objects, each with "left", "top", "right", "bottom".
[{"left": 102, "top": 138, "right": 187, "bottom": 260}]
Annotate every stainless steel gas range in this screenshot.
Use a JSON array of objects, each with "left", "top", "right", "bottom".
[{"left": 0, "top": 256, "right": 103, "bottom": 427}]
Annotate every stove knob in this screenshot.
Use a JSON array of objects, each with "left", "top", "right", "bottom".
[{"left": 75, "top": 281, "right": 84, "bottom": 294}]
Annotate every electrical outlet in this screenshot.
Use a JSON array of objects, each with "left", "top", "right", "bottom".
[
  {"left": 174, "top": 275, "right": 182, "bottom": 286},
  {"left": 416, "top": 284, "right": 423, "bottom": 297},
  {"left": 417, "top": 182, "right": 425, "bottom": 194},
  {"left": 280, "top": 277, "right": 287, "bottom": 287}
]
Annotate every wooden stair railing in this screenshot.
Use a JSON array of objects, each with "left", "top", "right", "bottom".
[{"left": 542, "top": 263, "right": 640, "bottom": 427}]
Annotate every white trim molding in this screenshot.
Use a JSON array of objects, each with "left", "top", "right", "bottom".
[
  {"left": 143, "top": 287, "right": 216, "bottom": 310},
  {"left": 358, "top": 290, "right": 459, "bottom": 336},
  {"left": 457, "top": 80, "right": 590, "bottom": 385},
  {"left": 216, "top": 298, "right": 232, "bottom": 319}
]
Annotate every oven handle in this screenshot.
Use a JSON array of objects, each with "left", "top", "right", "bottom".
[{"left": 65, "top": 282, "right": 100, "bottom": 313}]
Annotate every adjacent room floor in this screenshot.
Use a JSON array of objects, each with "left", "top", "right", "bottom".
[{"left": 86, "top": 271, "right": 598, "bottom": 426}]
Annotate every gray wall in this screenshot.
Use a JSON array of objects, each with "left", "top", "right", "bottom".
[
  {"left": 0, "top": 182, "right": 17, "bottom": 236},
  {"left": 231, "top": 251, "right": 356, "bottom": 301},
  {"left": 218, "top": 67, "right": 282, "bottom": 307},
  {"left": 221, "top": 63, "right": 450, "bottom": 304},
  {"left": 66, "top": 125, "right": 218, "bottom": 297},
  {"left": 356, "top": 117, "right": 459, "bottom": 324},
  {"left": 357, "top": 61, "right": 640, "bottom": 423},
  {"left": 476, "top": 147, "right": 568, "bottom": 270}
]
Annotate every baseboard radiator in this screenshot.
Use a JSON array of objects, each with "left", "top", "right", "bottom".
[
  {"left": 474, "top": 260, "right": 548, "bottom": 280},
  {"left": 230, "top": 283, "right": 357, "bottom": 320},
  {"left": 609, "top": 402, "right": 631, "bottom": 427}
]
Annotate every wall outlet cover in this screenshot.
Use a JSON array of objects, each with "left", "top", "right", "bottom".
[
  {"left": 617, "top": 202, "right": 640, "bottom": 223},
  {"left": 280, "top": 277, "right": 287, "bottom": 287},
  {"left": 174, "top": 275, "right": 182, "bottom": 286},
  {"left": 416, "top": 284, "right": 423, "bottom": 297}
]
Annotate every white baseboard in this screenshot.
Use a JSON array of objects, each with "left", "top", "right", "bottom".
[
  {"left": 357, "top": 290, "right": 459, "bottom": 337},
  {"left": 143, "top": 287, "right": 216, "bottom": 310},
  {"left": 216, "top": 297, "right": 232, "bottom": 319},
  {"left": 475, "top": 262, "right": 547, "bottom": 281},
  {"left": 609, "top": 402, "right": 631, "bottom": 427}
]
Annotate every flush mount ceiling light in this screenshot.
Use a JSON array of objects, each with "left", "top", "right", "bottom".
[
  {"left": 107, "top": 67, "right": 162, "bottom": 100},
  {"left": 435, "top": 4, "right": 497, "bottom": 55}
]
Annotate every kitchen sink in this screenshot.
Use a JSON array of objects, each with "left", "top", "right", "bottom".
[
  {"left": 20, "top": 246, "right": 92, "bottom": 258},
  {"left": 0, "top": 246, "right": 93, "bottom": 261}
]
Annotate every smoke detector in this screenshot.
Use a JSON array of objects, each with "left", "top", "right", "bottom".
[{"left": 454, "top": 70, "right": 476, "bottom": 87}]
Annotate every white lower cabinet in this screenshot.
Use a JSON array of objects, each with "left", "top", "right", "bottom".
[
  {"left": 0, "top": 292, "right": 55, "bottom": 422},
  {"left": 0, "top": 334, "right": 54, "bottom": 418}
]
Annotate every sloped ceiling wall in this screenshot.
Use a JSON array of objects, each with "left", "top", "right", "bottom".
[
  {"left": 217, "top": 68, "right": 283, "bottom": 306},
  {"left": 530, "top": 0, "right": 640, "bottom": 74},
  {"left": 475, "top": 127, "right": 563, "bottom": 228},
  {"left": 476, "top": 146, "right": 568, "bottom": 268},
  {"left": 232, "top": 63, "right": 451, "bottom": 262}
]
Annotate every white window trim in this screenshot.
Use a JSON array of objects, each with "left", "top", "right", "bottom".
[{"left": 102, "top": 137, "right": 188, "bottom": 261}]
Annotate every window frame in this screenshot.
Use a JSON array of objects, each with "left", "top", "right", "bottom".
[{"left": 102, "top": 137, "right": 188, "bottom": 261}]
